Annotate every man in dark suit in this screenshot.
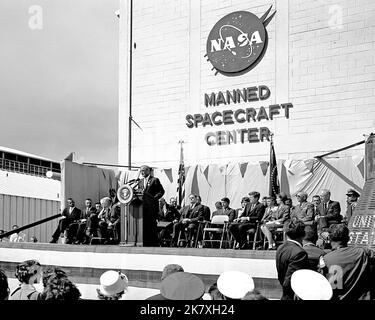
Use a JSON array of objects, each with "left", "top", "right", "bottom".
[
  {"left": 196, "top": 195, "right": 211, "bottom": 221},
  {"left": 276, "top": 220, "right": 310, "bottom": 300},
  {"left": 291, "top": 192, "right": 315, "bottom": 225},
  {"left": 157, "top": 197, "right": 181, "bottom": 245},
  {"left": 171, "top": 194, "right": 204, "bottom": 247},
  {"left": 50, "top": 198, "right": 81, "bottom": 244},
  {"left": 137, "top": 165, "right": 165, "bottom": 247},
  {"left": 74, "top": 198, "right": 97, "bottom": 244},
  {"left": 220, "top": 197, "right": 236, "bottom": 223},
  {"left": 228, "top": 191, "right": 265, "bottom": 249},
  {"left": 315, "top": 189, "right": 341, "bottom": 231}
]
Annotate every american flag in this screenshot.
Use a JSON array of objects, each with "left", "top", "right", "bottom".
[
  {"left": 269, "top": 138, "right": 280, "bottom": 197},
  {"left": 177, "top": 141, "right": 185, "bottom": 207}
]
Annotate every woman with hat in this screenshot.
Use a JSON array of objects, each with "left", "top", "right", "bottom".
[
  {"left": 97, "top": 270, "right": 128, "bottom": 300},
  {"left": 9, "top": 260, "right": 43, "bottom": 300}
]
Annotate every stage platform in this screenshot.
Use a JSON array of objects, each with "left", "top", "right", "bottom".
[{"left": 0, "top": 242, "right": 281, "bottom": 300}]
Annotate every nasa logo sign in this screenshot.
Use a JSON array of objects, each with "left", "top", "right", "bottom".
[{"left": 206, "top": 6, "right": 276, "bottom": 76}]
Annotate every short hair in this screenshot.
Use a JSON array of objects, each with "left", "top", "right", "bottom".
[
  {"left": 161, "top": 264, "right": 184, "bottom": 281},
  {"left": 95, "top": 202, "right": 101, "bottom": 206},
  {"left": 248, "top": 191, "right": 260, "bottom": 199},
  {"left": 221, "top": 197, "right": 230, "bottom": 204},
  {"left": 196, "top": 195, "right": 202, "bottom": 202},
  {"left": 297, "top": 191, "right": 308, "bottom": 200},
  {"left": 267, "top": 196, "right": 276, "bottom": 202},
  {"left": 242, "top": 289, "right": 268, "bottom": 300},
  {"left": 241, "top": 197, "right": 250, "bottom": 203},
  {"left": 15, "top": 260, "right": 41, "bottom": 284},
  {"left": 42, "top": 266, "right": 67, "bottom": 288},
  {"left": 85, "top": 198, "right": 92, "bottom": 202},
  {"left": 67, "top": 198, "right": 74, "bottom": 202},
  {"left": 312, "top": 195, "right": 320, "bottom": 199},
  {"left": 328, "top": 224, "right": 350, "bottom": 244},
  {"left": 42, "top": 276, "right": 81, "bottom": 300},
  {"left": 262, "top": 196, "right": 268, "bottom": 200},
  {"left": 12, "top": 225, "right": 18, "bottom": 229},
  {"left": 303, "top": 225, "right": 318, "bottom": 243},
  {"left": 0, "top": 269, "right": 9, "bottom": 300},
  {"left": 284, "top": 220, "right": 305, "bottom": 240}
]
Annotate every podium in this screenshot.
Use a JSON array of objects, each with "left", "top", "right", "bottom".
[{"left": 120, "top": 190, "right": 144, "bottom": 246}]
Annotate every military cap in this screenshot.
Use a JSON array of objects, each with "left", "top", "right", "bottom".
[
  {"left": 160, "top": 272, "right": 205, "bottom": 300},
  {"left": 217, "top": 271, "right": 254, "bottom": 299},
  {"left": 291, "top": 269, "right": 332, "bottom": 300}
]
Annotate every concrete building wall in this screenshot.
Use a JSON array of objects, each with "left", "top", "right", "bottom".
[{"left": 119, "top": 0, "right": 375, "bottom": 168}]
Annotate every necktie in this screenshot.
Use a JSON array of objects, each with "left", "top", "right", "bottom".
[{"left": 323, "top": 203, "right": 327, "bottom": 214}]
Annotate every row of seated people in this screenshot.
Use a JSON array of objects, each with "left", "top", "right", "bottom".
[
  {"left": 158, "top": 188, "right": 346, "bottom": 250},
  {"left": 49, "top": 189, "right": 121, "bottom": 244}
]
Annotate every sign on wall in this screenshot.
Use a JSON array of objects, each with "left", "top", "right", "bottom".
[{"left": 206, "top": 6, "right": 276, "bottom": 76}]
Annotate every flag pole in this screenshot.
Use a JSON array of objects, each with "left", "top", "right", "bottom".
[{"left": 178, "top": 140, "right": 185, "bottom": 207}]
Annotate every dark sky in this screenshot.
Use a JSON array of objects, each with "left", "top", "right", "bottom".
[{"left": 0, "top": 0, "right": 119, "bottom": 164}]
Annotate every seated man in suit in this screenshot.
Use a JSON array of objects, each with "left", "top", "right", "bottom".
[
  {"left": 50, "top": 198, "right": 81, "bottom": 244},
  {"left": 171, "top": 194, "right": 204, "bottom": 247},
  {"left": 315, "top": 189, "right": 341, "bottom": 231},
  {"left": 315, "top": 189, "right": 341, "bottom": 249},
  {"left": 229, "top": 191, "right": 265, "bottom": 250},
  {"left": 291, "top": 192, "right": 315, "bottom": 225},
  {"left": 98, "top": 197, "right": 121, "bottom": 244},
  {"left": 157, "top": 197, "right": 180, "bottom": 245},
  {"left": 74, "top": 198, "right": 97, "bottom": 244}
]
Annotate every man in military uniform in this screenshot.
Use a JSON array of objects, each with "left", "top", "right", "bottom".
[
  {"left": 343, "top": 188, "right": 360, "bottom": 224},
  {"left": 319, "top": 224, "right": 375, "bottom": 300}
]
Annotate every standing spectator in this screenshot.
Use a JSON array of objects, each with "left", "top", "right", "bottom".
[
  {"left": 0, "top": 269, "right": 9, "bottom": 300},
  {"left": 96, "top": 270, "right": 128, "bottom": 300},
  {"left": 9, "top": 260, "right": 43, "bottom": 300},
  {"left": 344, "top": 189, "right": 360, "bottom": 224},
  {"left": 9, "top": 225, "right": 26, "bottom": 242},
  {"left": 74, "top": 198, "right": 96, "bottom": 244},
  {"left": 234, "top": 197, "right": 250, "bottom": 220},
  {"left": 319, "top": 224, "right": 375, "bottom": 300},
  {"left": 302, "top": 225, "right": 326, "bottom": 271},
  {"left": 276, "top": 220, "right": 310, "bottom": 300},
  {"left": 211, "top": 201, "right": 223, "bottom": 219},
  {"left": 171, "top": 194, "right": 203, "bottom": 247},
  {"left": 291, "top": 192, "right": 315, "bottom": 225},
  {"left": 98, "top": 197, "right": 121, "bottom": 244},
  {"left": 50, "top": 198, "right": 81, "bottom": 244},
  {"left": 137, "top": 165, "right": 165, "bottom": 247},
  {"left": 229, "top": 191, "right": 265, "bottom": 250}
]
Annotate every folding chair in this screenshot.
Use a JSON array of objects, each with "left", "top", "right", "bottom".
[
  {"left": 247, "top": 222, "right": 263, "bottom": 250},
  {"left": 202, "top": 215, "right": 230, "bottom": 249}
]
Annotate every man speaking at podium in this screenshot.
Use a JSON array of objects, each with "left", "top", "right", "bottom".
[{"left": 137, "top": 165, "right": 165, "bottom": 246}]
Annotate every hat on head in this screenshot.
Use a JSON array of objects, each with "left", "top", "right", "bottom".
[
  {"left": 99, "top": 270, "right": 128, "bottom": 297},
  {"left": 217, "top": 271, "right": 254, "bottom": 299},
  {"left": 160, "top": 272, "right": 205, "bottom": 300},
  {"left": 346, "top": 188, "right": 360, "bottom": 197},
  {"left": 291, "top": 269, "right": 332, "bottom": 300}
]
